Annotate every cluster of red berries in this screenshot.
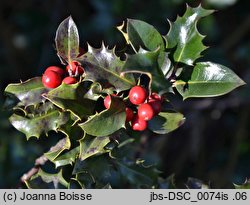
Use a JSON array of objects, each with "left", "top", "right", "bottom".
[
  {"left": 42, "top": 61, "right": 84, "bottom": 88},
  {"left": 104, "top": 85, "right": 163, "bottom": 131}
]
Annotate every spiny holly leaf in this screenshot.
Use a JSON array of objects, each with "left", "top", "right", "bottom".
[
  {"left": 73, "top": 155, "right": 114, "bottom": 188},
  {"left": 9, "top": 110, "right": 69, "bottom": 140},
  {"left": 166, "top": 5, "right": 214, "bottom": 65},
  {"left": 79, "top": 134, "right": 110, "bottom": 160},
  {"left": 25, "top": 169, "right": 68, "bottom": 189},
  {"left": 115, "top": 160, "right": 158, "bottom": 188},
  {"left": 234, "top": 179, "right": 250, "bottom": 189},
  {"left": 158, "top": 174, "right": 176, "bottom": 189},
  {"left": 24, "top": 101, "right": 55, "bottom": 117},
  {"left": 55, "top": 16, "right": 79, "bottom": 64},
  {"left": 148, "top": 111, "right": 185, "bottom": 134},
  {"left": 45, "top": 82, "right": 96, "bottom": 120},
  {"left": 125, "top": 19, "right": 165, "bottom": 51},
  {"left": 123, "top": 48, "right": 171, "bottom": 93},
  {"left": 44, "top": 136, "right": 71, "bottom": 162},
  {"left": 59, "top": 119, "right": 84, "bottom": 141},
  {"left": 47, "top": 119, "right": 84, "bottom": 167},
  {"left": 69, "top": 178, "right": 83, "bottom": 189},
  {"left": 175, "top": 62, "right": 246, "bottom": 100},
  {"left": 186, "top": 177, "right": 209, "bottom": 189},
  {"left": 74, "top": 172, "right": 96, "bottom": 189},
  {"left": 79, "top": 96, "right": 126, "bottom": 137},
  {"left": 79, "top": 44, "right": 135, "bottom": 92},
  {"left": 54, "top": 146, "right": 80, "bottom": 168},
  {"left": 84, "top": 82, "right": 115, "bottom": 101},
  {"left": 4, "top": 77, "right": 48, "bottom": 108}
]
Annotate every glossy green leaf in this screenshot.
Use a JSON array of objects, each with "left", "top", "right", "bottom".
[
  {"left": 79, "top": 134, "right": 110, "bottom": 160},
  {"left": 45, "top": 82, "right": 95, "bottom": 120},
  {"left": 9, "top": 110, "right": 69, "bottom": 140},
  {"left": 79, "top": 44, "right": 135, "bottom": 92},
  {"left": 69, "top": 178, "right": 83, "bottom": 189},
  {"left": 55, "top": 16, "right": 79, "bottom": 63},
  {"left": 175, "top": 62, "right": 246, "bottom": 99},
  {"left": 54, "top": 146, "right": 80, "bottom": 168},
  {"left": 4, "top": 77, "right": 48, "bottom": 108},
  {"left": 25, "top": 169, "right": 68, "bottom": 189},
  {"left": 74, "top": 172, "right": 96, "bottom": 189},
  {"left": 115, "top": 160, "right": 158, "bottom": 188},
  {"left": 158, "top": 174, "right": 176, "bottom": 189},
  {"left": 44, "top": 136, "right": 71, "bottom": 162},
  {"left": 166, "top": 5, "right": 214, "bottom": 65},
  {"left": 127, "top": 19, "right": 165, "bottom": 51},
  {"left": 84, "top": 82, "right": 115, "bottom": 101},
  {"left": 79, "top": 96, "right": 126, "bottom": 137},
  {"left": 234, "top": 179, "right": 250, "bottom": 189},
  {"left": 73, "top": 155, "right": 114, "bottom": 188},
  {"left": 123, "top": 49, "right": 171, "bottom": 92},
  {"left": 148, "top": 111, "right": 185, "bottom": 134}
]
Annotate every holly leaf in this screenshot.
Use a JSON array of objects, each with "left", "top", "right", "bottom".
[
  {"left": 123, "top": 49, "right": 171, "bottom": 93},
  {"left": 4, "top": 77, "right": 48, "bottom": 108},
  {"left": 73, "top": 155, "right": 114, "bottom": 188},
  {"left": 45, "top": 82, "right": 96, "bottom": 120},
  {"left": 79, "top": 134, "right": 110, "bottom": 160},
  {"left": 25, "top": 169, "right": 68, "bottom": 189},
  {"left": 84, "top": 82, "right": 115, "bottom": 101},
  {"left": 234, "top": 179, "right": 250, "bottom": 189},
  {"left": 115, "top": 160, "right": 158, "bottom": 188},
  {"left": 148, "top": 111, "right": 185, "bottom": 134},
  {"left": 79, "top": 44, "right": 135, "bottom": 92},
  {"left": 53, "top": 146, "right": 80, "bottom": 168},
  {"left": 44, "top": 136, "right": 71, "bottom": 162},
  {"left": 126, "top": 19, "right": 165, "bottom": 51},
  {"left": 9, "top": 110, "right": 69, "bottom": 140},
  {"left": 166, "top": 5, "right": 214, "bottom": 65},
  {"left": 175, "top": 62, "right": 246, "bottom": 99},
  {"left": 55, "top": 16, "right": 79, "bottom": 64},
  {"left": 79, "top": 96, "right": 125, "bottom": 137}
]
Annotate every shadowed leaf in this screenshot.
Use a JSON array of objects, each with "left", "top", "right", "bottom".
[
  {"left": 123, "top": 49, "right": 171, "bottom": 93},
  {"left": 148, "top": 111, "right": 185, "bottom": 134},
  {"left": 46, "top": 82, "right": 96, "bottom": 120},
  {"left": 127, "top": 19, "right": 165, "bottom": 51},
  {"left": 79, "top": 134, "right": 110, "bottom": 160}
]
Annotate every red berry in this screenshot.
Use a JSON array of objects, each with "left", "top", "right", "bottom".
[
  {"left": 131, "top": 115, "right": 147, "bottom": 131},
  {"left": 45, "top": 66, "right": 65, "bottom": 77},
  {"left": 104, "top": 94, "right": 117, "bottom": 109},
  {"left": 103, "top": 95, "right": 113, "bottom": 109},
  {"left": 66, "top": 61, "right": 84, "bottom": 75},
  {"left": 138, "top": 103, "right": 154, "bottom": 121},
  {"left": 62, "top": 76, "right": 77, "bottom": 84},
  {"left": 125, "top": 107, "right": 134, "bottom": 122},
  {"left": 149, "top": 92, "right": 162, "bottom": 101},
  {"left": 129, "top": 86, "right": 148, "bottom": 105},
  {"left": 148, "top": 99, "right": 162, "bottom": 115},
  {"left": 42, "top": 70, "right": 62, "bottom": 88}
]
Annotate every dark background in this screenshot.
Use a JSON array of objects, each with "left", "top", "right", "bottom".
[{"left": 0, "top": 0, "right": 249, "bottom": 188}]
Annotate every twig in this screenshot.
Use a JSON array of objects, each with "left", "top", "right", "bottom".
[{"left": 20, "top": 137, "right": 67, "bottom": 183}]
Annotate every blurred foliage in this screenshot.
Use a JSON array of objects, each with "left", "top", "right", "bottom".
[{"left": 0, "top": 0, "right": 249, "bottom": 188}]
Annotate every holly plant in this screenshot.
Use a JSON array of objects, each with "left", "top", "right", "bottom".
[{"left": 4, "top": 5, "right": 245, "bottom": 189}]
